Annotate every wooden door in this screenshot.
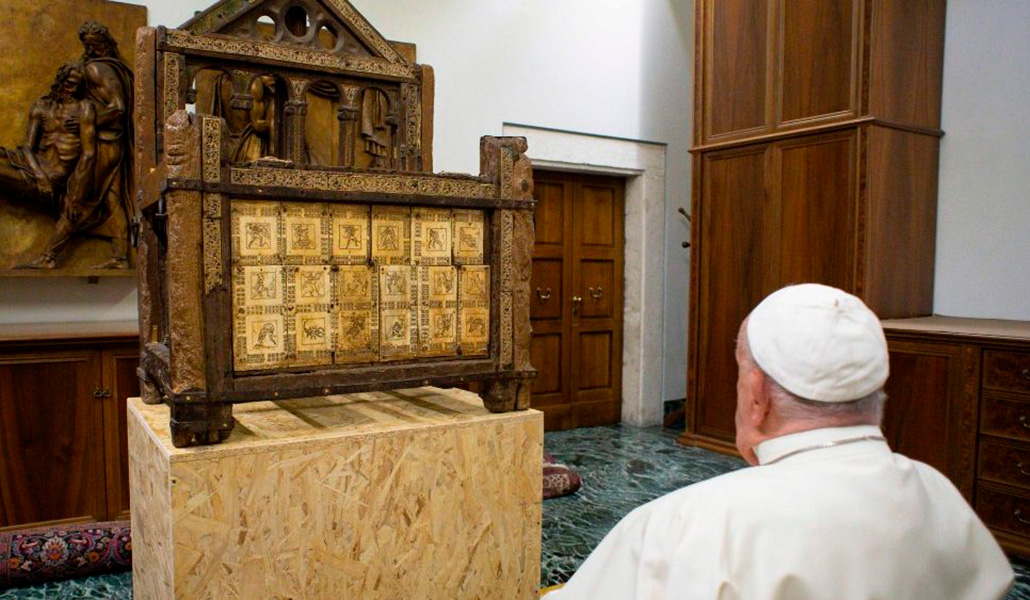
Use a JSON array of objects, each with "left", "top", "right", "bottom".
[
  {"left": 0, "top": 350, "right": 107, "bottom": 529},
  {"left": 530, "top": 171, "right": 625, "bottom": 431},
  {"left": 101, "top": 346, "right": 140, "bottom": 521}
]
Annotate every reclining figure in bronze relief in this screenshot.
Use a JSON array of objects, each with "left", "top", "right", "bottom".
[{"left": 0, "top": 21, "right": 133, "bottom": 270}]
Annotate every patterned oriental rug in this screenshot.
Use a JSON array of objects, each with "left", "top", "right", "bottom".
[{"left": 0, "top": 521, "right": 131, "bottom": 589}]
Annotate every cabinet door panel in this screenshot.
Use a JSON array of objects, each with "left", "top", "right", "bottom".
[
  {"left": 103, "top": 347, "right": 139, "bottom": 521},
  {"left": 0, "top": 352, "right": 105, "bottom": 528},
  {"left": 777, "top": 131, "right": 856, "bottom": 289},
  {"left": 883, "top": 339, "right": 977, "bottom": 500},
  {"left": 705, "top": 0, "right": 768, "bottom": 140},
  {"left": 696, "top": 147, "right": 773, "bottom": 441},
  {"left": 777, "top": 0, "right": 857, "bottom": 125}
]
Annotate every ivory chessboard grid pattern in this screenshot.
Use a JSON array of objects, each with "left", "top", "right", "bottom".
[{"left": 230, "top": 201, "right": 489, "bottom": 371}]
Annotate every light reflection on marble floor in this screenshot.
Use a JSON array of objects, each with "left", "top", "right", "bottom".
[{"left": 3, "top": 424, "right": 1030, "bottom": 598}]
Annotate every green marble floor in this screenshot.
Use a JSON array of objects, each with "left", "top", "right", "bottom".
[{"left": 3, "top": 424, "right": 1029, "bottom": 598}]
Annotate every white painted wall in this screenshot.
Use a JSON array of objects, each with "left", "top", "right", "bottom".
[{"left": 934, "top": 0, "right": 1030, "bottom": 320}]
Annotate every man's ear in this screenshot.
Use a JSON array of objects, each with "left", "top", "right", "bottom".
[{"left": 745, "top": 369, "right": 772, "bottom": 428}]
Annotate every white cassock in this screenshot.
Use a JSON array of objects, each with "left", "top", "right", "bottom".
[{"left": 547, "top": 425, "right": 1014, "bottom": 600}]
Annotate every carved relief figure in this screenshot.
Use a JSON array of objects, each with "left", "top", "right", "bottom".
[
  {"left": 386, "top": 316, "right": 406, "bottom": 341},
  {"left": 342, "top": 271, "right": 368, "bottom": 296},
  {"left": 292, "top": 223, "right": 315, "bottom": 249},
  {"left": 70, "top": 21, "right": 135, "bottom": 269},
  {"left": 299, "top": 271, "right": 325, "bottom": 298},
  {"left": 384, "top": 270, "right": 406, "bottom": 295},
  {"left": 360, "top": 87, "right": 391, "bottom": 168},
  {"left": 427, "top": 226, "right": 447, "bottom": 252},
  {"left": 254, "top": 321, "right": 278, "bottom": 348},
  {"left": 432, "top": 270, "right": 454, "bottom": 295},
  {"left": 467, "top": 316, "right": 486, "bottom": 337},
  {"left": 301, "top": 319, "right": 325, "bottom": 341},
  {"left": 234, "top": 75, "right": 277, "bottom": 162},
  {"left": 344, "top": 315, "right": 366, "bottom": 339},
  {"left": 433, "top": 313, "right": 454, "bottom": 338},
  {"left": 468, "top": 271, "right": 486, "bottom": 296},
  {"left": 377, "top": 224, "right": 398, "bottom": 251},
  {"left": 459, "top": 227, "right": 478, "bottom": 252},
  {"left": 0, "top": 64, "right": 97, "bottom": 269},
  {"left": 251, "top": 270, "right": 277, "bottom": 300},
  {"left": 338, "top": 223, "right": 362, "bottom": 249},
  {"left": 246, "top": 222, "right": 272, "bottom": 249},
  {"left": 3, "top": 20, "right": 134, "bottom": 270}
]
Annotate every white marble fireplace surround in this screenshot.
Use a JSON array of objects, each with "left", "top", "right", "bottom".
[{"left": 502, "top": 123, "right": 666, "bottom": 427}]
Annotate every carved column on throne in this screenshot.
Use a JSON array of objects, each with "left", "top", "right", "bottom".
[
  {"left": 480, "top": 136, "right": 537, "bottom": 412},
  {"left": 359, "top": 87, "right": 393, "bottom": 169},
  {"left": 338, "top": 84, "right": 361, "bottom": 168},
  {"left": 386, "top": 92, "right": 401, "bottom": 170},
  {"left": 284, "top": 78, "right": 309, "bottom": 163}
]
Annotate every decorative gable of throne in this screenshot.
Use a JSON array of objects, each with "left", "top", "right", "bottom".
[{"left": 139, "top": 0, "right": 433, "bottom": 176}]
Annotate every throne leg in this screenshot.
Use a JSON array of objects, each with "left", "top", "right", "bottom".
[
  {"left": 170, "top": 402, "right": 236, "bottom": 448},
  {"left": 139, "top": 370, "right": 163, "bottom": 405},
  {"left": 482, "top": 379, "right": 518, "bottom": 413}
]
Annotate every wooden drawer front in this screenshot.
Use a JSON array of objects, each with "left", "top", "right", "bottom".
[
  {"left": 979, "top": 438, "right": 1030, "bottom": 489},
  {"left": 983, "top": 350, "right": 1030, "bottom": 395},
  {"left": 981, "top": 394, "right": 1030, "bottom": 442},
  {"left": 977, "top": 484, "right": 1030, "bottom": 539}
]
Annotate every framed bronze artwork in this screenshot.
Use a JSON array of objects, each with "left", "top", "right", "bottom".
[{"left": 0, "top": 0, "right": 146, "bottom": 276}]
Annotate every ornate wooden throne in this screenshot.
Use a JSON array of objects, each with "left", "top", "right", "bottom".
[{"left": 134, "top": 0, "right": 536, "bottom": 447}]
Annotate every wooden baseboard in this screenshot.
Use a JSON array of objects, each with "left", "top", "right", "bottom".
[{"left": 677, "top": 431, "right": 741, "bottom": 458}]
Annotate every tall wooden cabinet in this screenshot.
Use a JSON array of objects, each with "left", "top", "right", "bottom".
[
  {"left": 0, "top": 322, "right": 138, "bottom": 530},
  {"left": 683, "top": 0, "right": 947, "bottom": 451}
]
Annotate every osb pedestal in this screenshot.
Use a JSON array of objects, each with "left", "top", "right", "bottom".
[{"left": 128, "top": 387, "right": 543, "bottom": 599}]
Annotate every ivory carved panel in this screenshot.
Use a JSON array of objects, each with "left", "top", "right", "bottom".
[{"left": 230, "top": 202, "right": 488, "bottom": 371}]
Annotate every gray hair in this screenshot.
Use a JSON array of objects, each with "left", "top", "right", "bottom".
[{"left": 766, "top": 379, "right": 885, "bottom": 426}]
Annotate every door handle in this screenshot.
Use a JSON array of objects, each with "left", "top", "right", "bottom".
[
  {"left": 588, "top": 286, "right": 603, "bottom": 300},
  {"left": 92, "top": 388, "right": 112, "bottom": 400},
  {"left": 572, "top": 295, "right": 582, "bottom": 312},
  {"left": 571, "top": 295, "right": 582, "bottom": 303},
  {"left": 536, "top": 287, "right": 552, "bottom": 301}
]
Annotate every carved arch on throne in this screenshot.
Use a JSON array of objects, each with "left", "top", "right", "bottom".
[{"left": 180, "top": 0, "right": 409, "bottom": 66}]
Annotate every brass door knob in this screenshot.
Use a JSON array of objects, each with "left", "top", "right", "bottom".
[{"left": 572, "top": 296, "right": 582, "bottom": 303}]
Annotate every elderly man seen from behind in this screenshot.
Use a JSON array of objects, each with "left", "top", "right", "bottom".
[{"left": 548, "top": 283, "right": 1013, "bottom": 600}]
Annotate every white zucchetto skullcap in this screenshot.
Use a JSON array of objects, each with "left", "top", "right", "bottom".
[{"left": 746, "top": 283, "right": 889, "bottom": 403}]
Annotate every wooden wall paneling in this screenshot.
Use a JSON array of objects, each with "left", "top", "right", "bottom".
[
  {"left": 867, "top": 0, "right": 947, "bottom": 129},
  {"left": 861, "top": 125, "right": 939, "bottom": 318},
  {"left": 775, "top": 129, "right": 858, "bottom": 289},
  {"left": 774, "top": 0, "right": 861, "bottom": 128},
  {"left": 882, "top": 338, "right": 978, "bottom": 500},
  {"left": 693, "top": 145, "right": 774, "bottom": 444},
  {"left": 102, "top": 346, "right": 141, "bottom": 521},
  {"left": 0, "top": 350, "right": 106, "bottom": 529},
  {"left": 702, "top": 0, "right": 769, "bottom": 142}
]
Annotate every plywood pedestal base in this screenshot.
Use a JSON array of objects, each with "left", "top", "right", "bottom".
[{"left": 128, "top": 388, "right": 543, "bottom": 599}]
